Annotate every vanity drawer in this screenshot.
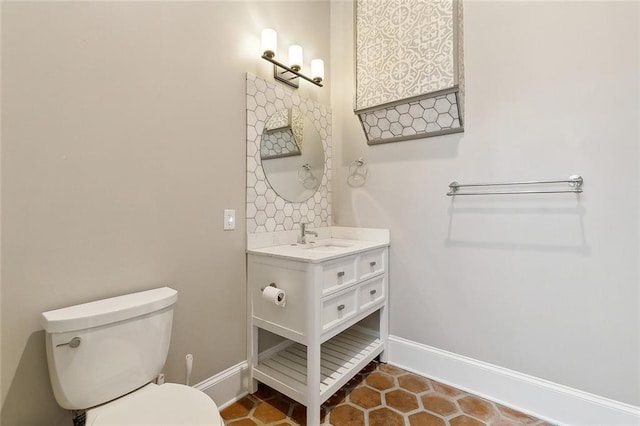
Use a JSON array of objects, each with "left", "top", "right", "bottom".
[
  {"left": 358, "top": 249, "right": 385, "bottom": 280},
  {"left": 358, "top": 275, "right": 385, "bottom": 311},
  {"left": 321, "top": 288, "right": 357, "bottom": 332},
  {"left": 322, "top": 256, "right": 357, "bottom": 294}
]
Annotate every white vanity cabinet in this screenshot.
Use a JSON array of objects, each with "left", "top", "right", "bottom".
[{"left": 247, "top": 242, "right": 389, "bottom": 426}]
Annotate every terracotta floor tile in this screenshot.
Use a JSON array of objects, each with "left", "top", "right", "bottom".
[
  {"left": 253, "top": 400, "right": 288, "bottom": 423},
  {"left": 496, "top": 404, "right": 539, "bottom": 423},
  {"left": 385, "top": 389, "right": 419, "bottom": 412},
  {"left": 398, "top": 373, "right": 431, "bottom": 393},
  {"left": 458, "top": 396, "right": 499, "bottom": 421},
  {"left": 328, "top": 404, "right": 365, "bottom": 426},
  {"left": 226, "top": 419, "right": 258, "bottom": 426},
  {"left": 220, "top": 398, "right": 254, "bottom": 420},
  {"left": 450, "top": 415, "right": 487, "bottom": 426},
  {"left": 369, "top": 407, "right": 405, "bottom": 426},
  {"left": 366, "top": 371, "right": 395, "bottom": 390},
  {"left": 349, "top": 386, "right": 382, "bottom": 409},
  {"left": 253, "top": 383, "right": 277, "bottom": 401},
  {"left": 222, "top": 362, "right": 545, "bottom": 426},
  {"left": 290, "top": 404, "right": 306, "bottom": 425},
  {"left": 431, "top": 381, "right": 464, "bottom": 397},
  {"left": 421, "top": 394, "right": 457, "bottom": 416},
  {"left": 379, "top": 363, "right": 406, "bottom": 376},
  {"left": 408, "top": 411, "right": 446, "bottom": 426}
]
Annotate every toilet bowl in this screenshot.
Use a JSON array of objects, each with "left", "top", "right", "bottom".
[
  {"left": 41, "top": 287, "right": 222, "bottom": 426},
  {"left": 86, "top": 383, "right": 221, "bottom": 425}
]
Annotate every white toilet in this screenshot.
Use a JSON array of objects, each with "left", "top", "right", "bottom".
[{"left": 41, "top": 287, "right": 223, "bottom": 425}]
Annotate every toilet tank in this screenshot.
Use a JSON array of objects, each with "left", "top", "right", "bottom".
[{"left": 41, "top": 287, "right": 178, "bottom": 410}]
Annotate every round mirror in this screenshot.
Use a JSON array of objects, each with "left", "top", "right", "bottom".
[{"left": 260, "top": 107, "right": 324, "bottom": 202}]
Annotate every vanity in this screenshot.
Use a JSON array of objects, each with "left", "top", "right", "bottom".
[
  {"left": 247, "top": 227, "right": 389, "bottom": 426},
  {"left": 245, "top": 75, "right": 389, "bottom": 424}
]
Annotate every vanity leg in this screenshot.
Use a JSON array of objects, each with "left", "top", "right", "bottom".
[
  {"left": 379, "top": 260, "right": 390, "bottom": 363},
  {"left": 379, "top": 303, "right": 389, "bottom": 363},
  {"left": 249, "top": 324, "right": 259, "bottom": 394},
  {"left": 306, "top": 343, "right": 321, "bottom": 425}
]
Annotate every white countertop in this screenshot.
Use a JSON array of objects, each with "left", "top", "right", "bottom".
[
  {"left": 247, "top": 227, "right": 390, "bottom": 263},
  {"left": 247, "top": 238, "right": 388, "bottom": 263}
]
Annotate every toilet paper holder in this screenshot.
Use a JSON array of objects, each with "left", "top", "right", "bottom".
[{"left": 260, "top": 283, "right": 278, "bottom": 292}]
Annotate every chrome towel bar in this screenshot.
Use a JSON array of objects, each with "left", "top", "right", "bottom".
[{"left": 447, "top": 175, "right": 583, "bottom": 196}]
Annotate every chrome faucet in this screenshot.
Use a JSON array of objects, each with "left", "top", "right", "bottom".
[{"left": 298, "top": 223, "right": 318, "bottom": 244}]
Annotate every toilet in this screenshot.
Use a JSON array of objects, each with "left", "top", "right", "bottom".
[{"left": 41, "top": 287, "right": 222, "bottom": 425}]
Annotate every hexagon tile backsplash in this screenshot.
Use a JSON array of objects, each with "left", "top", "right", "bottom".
[{"left": 246, "top": 73, "right": 332, "bottom": 234}]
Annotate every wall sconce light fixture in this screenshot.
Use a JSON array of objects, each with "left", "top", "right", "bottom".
[{"left": 261, "top": 28, "right": 324, "bottom": 89}]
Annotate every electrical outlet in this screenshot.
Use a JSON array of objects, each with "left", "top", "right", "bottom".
[{"left": 224, "top": 209, "right": 235, "bottom": 230}]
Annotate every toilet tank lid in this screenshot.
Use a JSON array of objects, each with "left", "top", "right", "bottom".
[{"left": 41, "top": 287, "right": 178, "bottom": 333}]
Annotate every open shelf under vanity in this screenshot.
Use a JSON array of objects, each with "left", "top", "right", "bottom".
[{"left": 253, "top": 327, "right": 384, "bottom": 404}]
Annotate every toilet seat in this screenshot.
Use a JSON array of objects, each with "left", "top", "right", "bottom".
[{"left": 86, "top": 383, "right": 223, "bottom": 425}]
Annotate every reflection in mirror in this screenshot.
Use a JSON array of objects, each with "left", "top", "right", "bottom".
[
  {"left": 261, "top": 109, "right": 301, "bottom": 159},
  {"left": 261, "top": 107, "right": 324, "bottom": 202}
]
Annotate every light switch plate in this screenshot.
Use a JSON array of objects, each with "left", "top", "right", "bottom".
[{"left": 224, "top": 209, "right": 235, "bottom": 230}]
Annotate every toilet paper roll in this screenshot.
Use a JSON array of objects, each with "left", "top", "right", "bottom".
[
  {"left": 262, "top": 285, "right": 286, "bottom": 307},
  {"left": 262, "top": 286, "right": 287, "bottom": 308}
]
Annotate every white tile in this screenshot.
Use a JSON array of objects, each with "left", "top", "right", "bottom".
[
  {"left": 412, "top": 118, "right": 427, "bottom": 132},
  {"left": 435, "top": 97, "right": 451, "bottom": 113},
  {"left": 420, "top": 98, "right": 436, "bottom": 109},
  {"left": 255, "top": 195, "right": 267, "bottom": 210},
  {"left": 424, "top": 108, "right": 438, "bottom": 123},
  {"left": 255, "top": 211, "right": 267, "bottom": 226},
  {"left": 437, "top": 113, "right": 454, "bottom": 128},
  {"left": 409, "top": 104, "right": 423, "bottom": 118},
  {"left": 399, "top": 113, "right": 413, "bottom": 127}
]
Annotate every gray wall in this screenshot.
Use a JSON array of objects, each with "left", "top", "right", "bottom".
[
  {"left": 331, "top": 0, "right": 640, "bottom": 406},
  {"left": 0, "top": 2, "right": 329, "bottom": 425}
]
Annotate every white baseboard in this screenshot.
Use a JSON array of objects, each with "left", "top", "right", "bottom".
[
  {"left": 388, "top": 335, "right": 640, "bottom": 426},
  {"left": 193, "top": 361, "right": 249, "bottom": 410}
]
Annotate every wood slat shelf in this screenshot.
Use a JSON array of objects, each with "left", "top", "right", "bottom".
[{"left": 253, "top": 328, "right": 384, "bottom": 405}]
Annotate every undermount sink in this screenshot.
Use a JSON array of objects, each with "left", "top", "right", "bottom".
[{"left": 303, "top": 242, "right": 353, "bottom": 252}]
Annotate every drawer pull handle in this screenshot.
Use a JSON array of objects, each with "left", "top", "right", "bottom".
[
  {"left": 370, "top": 261, "right": 377, "bottom": 267},
  {"left": 337, "top": 271, "right": 345, "bottom": 278},
  {"left": 337, "top": 304, "right": 345, "bottom": 311},
  {"left": 370, "top": 289, "right": 377, "bottom": 295}
]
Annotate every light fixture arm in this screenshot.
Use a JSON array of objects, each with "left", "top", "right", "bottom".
[{"left": 261, "top": 54, "right": 323, "bottom": 88}]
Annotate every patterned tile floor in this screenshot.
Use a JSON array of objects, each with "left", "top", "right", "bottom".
[{"left": 221, "top": 361, "right": 552, "bottom": 426}]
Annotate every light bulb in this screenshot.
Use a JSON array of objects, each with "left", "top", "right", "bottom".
[
  {"left": 289, "top": 45, "right": 303, "bottom": 71},
  {"left": 311, "top": 59, "right": 324, "bottom": 83},
  {"left": 261, "top": 28, "right": 277, "bottom": 58}
]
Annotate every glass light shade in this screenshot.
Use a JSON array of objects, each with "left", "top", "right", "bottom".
[
  {"left": 289, "top": 45, "right": 303, "bottom": 71},
  {"left": 261, "top": 29, "right": 277, "bottom": 58},
  {"left": 311, "top": 59, "right": 325, "bottom": 82}
]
